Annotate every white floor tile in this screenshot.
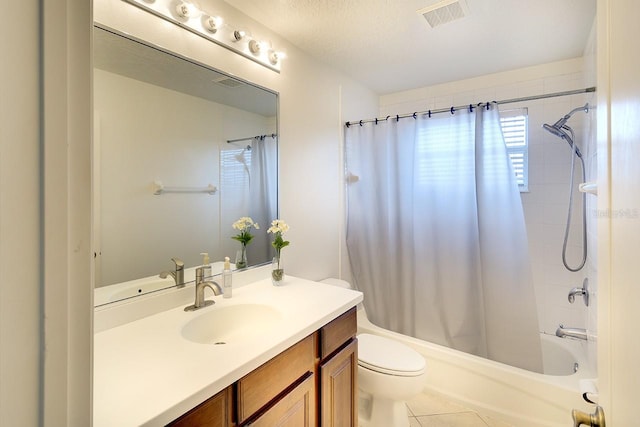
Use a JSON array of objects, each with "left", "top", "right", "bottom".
[{"left": 406, "top": 392, "right": 469, "bottom": 416}]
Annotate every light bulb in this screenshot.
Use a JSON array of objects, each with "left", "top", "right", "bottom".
[
  {"left": 249, "top": 39, "right": 262, "bottom": 55},
  {"left": 203, "top": 15, "right": 222, "bottom": 33},
  {"left": 175, "top": 2, "right": 191, "bottom": 18},
  {"left": 233, "top": 30, "right": 246, "bottom": 41},
  {"left": 268, "top": 49, "right": 284, "bottom": 65}
]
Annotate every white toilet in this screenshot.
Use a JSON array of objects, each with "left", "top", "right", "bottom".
[{"left": 320, "top": 279, "right": 427, "bottom": 427}]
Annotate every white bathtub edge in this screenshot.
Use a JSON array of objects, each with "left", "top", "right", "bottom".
[{"left": 356, "top": 309, "right": 594, "bottom": 427}]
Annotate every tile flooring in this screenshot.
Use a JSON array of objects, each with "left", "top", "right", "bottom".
[{"left": 406, "top": 391, "right": 513, "bottom": 427}]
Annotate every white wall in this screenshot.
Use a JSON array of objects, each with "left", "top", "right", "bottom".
[
  {"left": 94, "top": 0, "right": 378, "bottom": 281},
  {"left": 378, "top": 57, "right": 597, "bottom": 344},
  {"left": 94, "top": 69, "right": 272, "bottom": 285},
  {"left": 1, "top": 1, "right": 93, "bottom": 425},
  {"left": 0, "top": 2, "right": 41, "bottom": 425}
]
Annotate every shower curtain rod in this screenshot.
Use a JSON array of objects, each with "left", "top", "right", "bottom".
[
  {"left": 345, "top": 87, "right": 596, "bottom": 127},
  {"left": 226, "top": 133, "right": 278, "bottom": 144}
]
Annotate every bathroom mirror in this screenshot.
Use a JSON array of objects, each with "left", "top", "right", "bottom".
[{"left": 93, "top": 25, "right": 278, "bottom": 306}]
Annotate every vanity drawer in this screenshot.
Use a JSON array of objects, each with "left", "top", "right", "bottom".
[
  {"left": 237, "top": 333, "right": 316, "bottom": 424},
  {"left": 167, "top": 386, "right": 233, "bottom": 427},
  {"left": 319, "top": 307, "right": 357, "bottom": 360}
]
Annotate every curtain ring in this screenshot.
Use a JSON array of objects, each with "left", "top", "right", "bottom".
[
  {"left": 346, "top": 122, "right": 350, "bottom": 128},
  {"left": 359, "top": 120, "right": 363, "bottom": 126},
  {"left": 413, "top": 112, "right": 417, "bottom": 119},
  {"left": 469, "top": 104, "right": 473, "bottom": 113},
  {"left": 428, "top": 110, "right": 431, "bottom": 118},
  {"left": 386, "top": 115, "right": 390, "bottom": 121},
  {"left": 450, "top": 106, "right": 455, "bottom": 115},
  {"left": 375, "top": 118, "right": 378, "bottom": 125},
  {"left": 396, "top": 114, "right": 400, "bottom": 122},
  {"left": 486, "top": 102, "right": 490, "bottom": 111}
]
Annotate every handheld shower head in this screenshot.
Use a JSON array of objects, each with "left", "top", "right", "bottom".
[
  {"left": 542, "top": 103, "right": 589, "bottom": 158},
  {"left": 542, "top": 123, "right": 567, "bottom": 139},
  {"left": 543, "top": 123, "right": 582, "bottom": 158}
]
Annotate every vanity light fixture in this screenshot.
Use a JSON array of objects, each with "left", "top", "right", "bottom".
[
  {"left": 203, "top": 15, "right": 222, "bottom": 33},
  {"left": 122, "top": 0, "right": 283, "bottom": 72},
  {"left": 233, "top": 30, "right": 246, "bottom": 41},
  {"left": 249, "top": 39, "right": 262, "bottom": 55},
  {"left": 267, "top": 49, "right": 279, "bottom": 65},
  {"left": 175, "top": 1, "right": 196, "bottom": 19},
  {"left": 268, "top": 49, "right": 285, "bottom": 65}
]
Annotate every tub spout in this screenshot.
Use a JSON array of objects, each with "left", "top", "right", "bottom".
[{"left": 556, "top": 324, "right": 587, "bottom": 341}]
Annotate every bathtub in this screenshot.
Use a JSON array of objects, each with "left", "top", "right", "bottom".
[{"left": 357, "top": 310, "right": 595, "bottom": 427}]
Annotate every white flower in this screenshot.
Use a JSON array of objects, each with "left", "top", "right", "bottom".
[
  {"left": 232, "top": 217, "right": 259, "bottom": 231},
  {"left": 267, "top": 219, "right": 289, "bottom": 234}
]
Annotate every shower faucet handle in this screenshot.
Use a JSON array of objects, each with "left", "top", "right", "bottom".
[{"left": 567, "top": 278, "right": 589, "bottom": 306}]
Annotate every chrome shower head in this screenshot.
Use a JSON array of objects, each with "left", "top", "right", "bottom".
[
  {"left": 542, "top": 123, "right": 567, "bottom": 139},
  {"left": 542, "top": 104, "right": 589, "bottom": 158},
  {"left": 544, "top": 123, "right": 583, "bottom": 158}
]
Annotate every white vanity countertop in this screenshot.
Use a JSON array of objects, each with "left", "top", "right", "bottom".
[{"left": 93, "top": 276, "right": 363, "bottom": 427}]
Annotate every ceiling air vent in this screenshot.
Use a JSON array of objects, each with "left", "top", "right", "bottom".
[
  {"left": 212, "top": 76, "right": 244, "bottom": 88},
  {"left": 417, "top": 0, "right": 468, "bottom": 28}
]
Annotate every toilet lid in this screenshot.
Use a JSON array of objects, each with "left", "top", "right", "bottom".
[{"left": 357, "top": 333, "right": 426, "bottom": 376}]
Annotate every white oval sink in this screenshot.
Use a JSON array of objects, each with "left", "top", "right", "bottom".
[{"left": 181, "top": 304, "right": 282, "bottom": 344}]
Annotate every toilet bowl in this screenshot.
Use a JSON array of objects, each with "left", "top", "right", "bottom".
[
  {"left": 319, "top": 279, "right": 427, "bottom": 427},
  {"left": 357, "top": 333, "right": 426, "bottom": 427}
]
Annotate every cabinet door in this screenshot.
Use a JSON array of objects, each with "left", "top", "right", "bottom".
[
  {"left": 320, "top": 338, "right": 358, "bottom": 427},
  {"left": 237, "top": 334, "right": 316, "bottom": 424},
  {"left": 248, "top": 373, "right": 316, "bottom": 427},
  {"left": 168, "top": 386, "right": 233, "bottom": 427}
]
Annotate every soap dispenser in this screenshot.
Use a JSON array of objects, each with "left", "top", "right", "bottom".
[
  {"left": 222, "top": 256, "right": 232, "bottom": 298},
  {"left": 200, "top": 252, "right": 211, "bottom": 278}
]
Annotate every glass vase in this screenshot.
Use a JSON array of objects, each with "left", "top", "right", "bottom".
[
  {"left": 235, "top": 245, "right": 248, "bottom": 269},
  {"left": 271, "top": 256, "right": 284, "bottom": 286}
]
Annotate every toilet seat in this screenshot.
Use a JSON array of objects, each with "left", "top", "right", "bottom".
[{"left": 358, "top": 333, "right": 426, "bottom": 377}]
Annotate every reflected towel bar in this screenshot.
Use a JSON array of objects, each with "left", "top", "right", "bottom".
[{"left": 152, "top": 180, "right": 217, "bottom": 195}]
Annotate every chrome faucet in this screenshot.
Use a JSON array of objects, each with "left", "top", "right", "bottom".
[
  {"left": 159, "top": 257, "right": 185, "bottom": 287},
  {"left": 556, "top": 324, "right": 588, "bottom": 341},
  {"left": 184, "top": 266, "right": 222, "bottom": 312}
]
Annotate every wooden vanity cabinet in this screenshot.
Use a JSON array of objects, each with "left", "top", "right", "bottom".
[
  {"left": 318, "top": 307, "right": 358, "bottom": 427},
  {"left": 246, "top": 372, "right": 316, "bottom": 426},
  {"left": 237, "top": 334, "right": 317, "bottom": 426},
  {"left": 167, "top": 307, "right": 358, "bottom": 427},
  {"left": 167, "top": 386, "right": 233, "bottom": 427}
]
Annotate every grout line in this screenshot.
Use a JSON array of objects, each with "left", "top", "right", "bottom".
[{"left": 405, "top": 403, "right": 415, "bottom": 417}]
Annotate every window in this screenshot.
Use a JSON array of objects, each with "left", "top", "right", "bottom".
[
  {"left": 500, "top": 108, "right": 528, "bottom": 192},
  {"left": 220, "top": 148, "right": 252, "bottom": 221},
  {"left": 220, "top": 148, "right": 251, "bottom": 193}
]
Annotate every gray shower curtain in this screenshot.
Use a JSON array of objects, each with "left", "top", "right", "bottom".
[
  {"left": 247, "top": 136, "right": 278, "bottom": 265},
  {"left": 345, "top": 106, "right": 542, "bottom": 372}
]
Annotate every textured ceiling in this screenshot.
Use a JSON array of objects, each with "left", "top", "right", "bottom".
[{"left": 227, "top": 0, "right": 597, "bottom": 94}]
